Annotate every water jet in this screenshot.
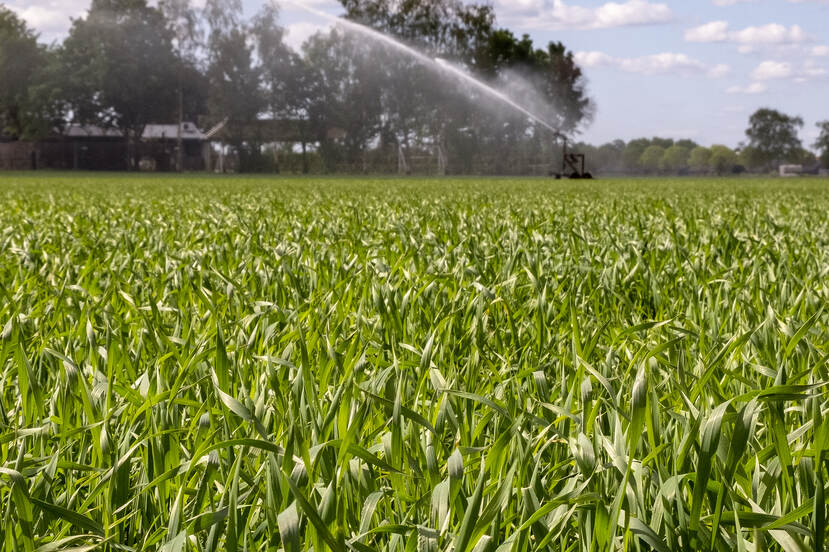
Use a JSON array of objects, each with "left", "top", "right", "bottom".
[{"left": 283, "top": 0, "right": 591, "bottom": 177}]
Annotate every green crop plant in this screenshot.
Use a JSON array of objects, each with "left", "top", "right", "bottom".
[{"left": 0, "top": 173, "right": 827, "bottom": 552}]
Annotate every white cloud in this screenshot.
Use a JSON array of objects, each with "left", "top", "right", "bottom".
[
  {"left": 748, "top": 60, "right": 827, "bottom": 83},
  {"left": 803, "top": 66, "right": 827, "bottom": 77},
  {"left": 732, "top": 24, "right": 806, "bottom": 45},
  {"left": 4, "top": 0, "right": 87, "bottom": 40},
  {"left": 575, "top": 52, "right": 616, "bottom": 67},
  {"left": 495, "top": 0, "right": 672, "bottom": 31},
  {"left": 685, "top": 22, "right": 809, "bottom": 49},
  {"left": 712, "top": 0, "right": 758, "bottom": 5},
  {"left": 4, "top": 0, "right": 209, "bottom": 41},
  {"left": 726, "top": 83, "right": 768, "bottom": 94},
  {"left": 800, "top": 60, "right": 828, "bottom": 79},
  {"left": 684, "top": 21, "right": 729, "bottom": 42},
  {"left": 708, "top": 64, "right": 732, "bottom": 78},
  {"left": 751, "top": 60, "right": 793, "bottom": 80},
  {"left": 575, "top": 51, "right": 730, "bottom": 78},
  {"left": 812, "top": 46, "right": 829, "bottom": 57}
]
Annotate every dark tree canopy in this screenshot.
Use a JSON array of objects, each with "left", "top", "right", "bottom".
[
  {"left": 745, "top": 108, "right": 804, "bottom": 169},
  {"left": 340, "top": 0, "right": 496, "bottom": 58},
  {"left": 0, "top": 7, "right": 51, "bottom": 139},
  {"left": 61, "top": 0, "right": 180, "bottom": 139},
  {"left": 815, "top": 121, "right": 829, "bottom": 169},
  {"left": 339, "top": 0, "right": 592, "bottom": 134},
  {"left": 205, "top": 26, "right": 263, "bottom": 136},
  {"left": 622, "top": 138, "right": 651, "bottom": 170}
]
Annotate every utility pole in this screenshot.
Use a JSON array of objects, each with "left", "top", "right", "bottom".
[
  {"left": 160, "top": 0, "right": 194, "bottom": 173},
  {"left": 177, "top": 69, "right": 184, "bottom": 172}
]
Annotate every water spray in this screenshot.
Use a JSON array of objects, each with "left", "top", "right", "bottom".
[
  {"left": 283, "top": 0, "right": 558, "bottom": 131},
  {"left": 432, "top": 58, "right": 558, "bottom": 134},
  {"left": 282, "top": 0, "right": 592, "bottom": 178}
]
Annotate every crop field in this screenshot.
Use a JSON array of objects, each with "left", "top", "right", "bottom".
[{"left": 1, "top": 173, "right": 828, "bottom": 552}]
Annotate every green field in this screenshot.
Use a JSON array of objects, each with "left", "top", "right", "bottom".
[{"left": 1, "top": 173, "right": 828, "bottom": 552}]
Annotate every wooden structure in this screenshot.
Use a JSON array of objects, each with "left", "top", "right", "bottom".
[
  {"left": 0, "top": 142, "right": 37, "bottom": 170},
  {"left": 202, "top": 118, "right": 346, "bottom": 173},
  {"left": 0, "top": 123, "right": 209, "bottom": 171}
]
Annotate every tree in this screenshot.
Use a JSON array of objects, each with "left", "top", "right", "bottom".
[
  {"left": 593, "top": 140, "right": 625, "bottom": 172},
  {"left": 61, "top": 0, "right": 180, "bottom": 167},
  {"left": 303, "top": 28, "right": 383, "bottom": 172},
  {"left": 738, "top": 145, "right": 765, "bottom": 172},
  {"left": 0, "top": 7, "right": 54, "bottom": 139},
  {"left": 675, "top": 139, "right": 698, "bottom": 150},
  {"left": 789, "top": 147, "right": 816, "bottom": 166},
  {"left": 660, "top": 145, "right": 689, "bottom": 174},
  {"left": 650, "top": 137, "right": 673, "bottom": 149},
  {"left": 709, "top": 145, "right": 736, "bottom": 175},
  {"left": 745, "top": 108, "right": 804, "bottom": 170},
  {"left": 252, "top": 6, "right": 291, "bottom": 117},
  {"left": 159, "top": 0, "right": 203, "bottom": 171},
  {"left": 814, "top": 121, "right": 829, "bottom": 169},
  {"left": 205, "top": 22, "right": 264, "bottom": 167},
  {"left": 688, "top": 146, "right": 711, "bottom": 173},
  {"left": 623, "top": 138, "right": 650, "bottom": 171},
  {"left": 339, "top": 0, "right": 593, "bottom": 172},
  {"left": 640, "top": 145, "right": 666, "bottom": 174},
  {"left": 341, "top": 0, "right": 496, "bottom": 60},
  {"left": 203, "top": 0, "right": 242, "bottom": 37},
  {"left": 501, "top": 40, "right": 592, "bottom": 134}
]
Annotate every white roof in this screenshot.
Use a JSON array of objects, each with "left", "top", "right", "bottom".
[
  {"left": 65, "top": 124, "right": 122, "bottom": 138},
  {"left": 143, "top": 123, "right": 206, "bottom": 140},
  {"left": 64, "top": 123, "right": 205, "bottom": 140}
]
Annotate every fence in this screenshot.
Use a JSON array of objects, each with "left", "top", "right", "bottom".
[
  {"left": 0, "top": 140, "right": 207, "bottom": 171},
  {"left": 0, "top": 142, "right": 36, "bottom": 170}
]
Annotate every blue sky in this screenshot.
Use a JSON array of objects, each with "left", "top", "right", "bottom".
[{"left": 6, "top": 0, "right": 829, "bottom": 148}]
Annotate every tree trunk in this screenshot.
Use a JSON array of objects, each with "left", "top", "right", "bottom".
[{"left": 301, "top": 141, "right": 308, "bottom": 174}]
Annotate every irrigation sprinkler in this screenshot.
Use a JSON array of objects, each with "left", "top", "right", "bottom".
[{"left": 552, "top": 132, "right": 592, "bottom": 179}]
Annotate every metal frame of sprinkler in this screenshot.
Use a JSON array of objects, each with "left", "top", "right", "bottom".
[{"left": 552, "top": 132, "right": 593, "bottom": 179}]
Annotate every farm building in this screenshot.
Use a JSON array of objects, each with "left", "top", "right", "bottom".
[{"left": 0, "top": 122, "right": 209, "bottom": 171}]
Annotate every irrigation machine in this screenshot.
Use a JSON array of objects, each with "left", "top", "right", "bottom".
[{"left": 553, "top": 133, "right": 593, "bottom": 179}]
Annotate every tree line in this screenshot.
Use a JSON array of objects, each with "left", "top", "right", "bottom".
[
  {"left": 3, "top": 0, "right": 827, "bottom": 175},
  {"left": 575, "top": 108, "right": 829, "bottom": 176},
  {"left": 0, "top": 0, "right": 592, "bottom": 173}
]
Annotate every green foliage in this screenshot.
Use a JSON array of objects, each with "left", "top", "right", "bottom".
[
  {"left": 689, "top": 146, "right": 712, "bottom": 173},
  {"left": 623, "top": 138, "right": 651, "bottom": 171},
  {"left": 1, "top": 174, "right": 828, "bottom": 552},
  {"left": 660, "top": 145, "right": 690, "bottom": 173},
  {"left": 649, "top": 137, "right": 673, "bottom": 149},
  {"left": 205, "top": 25, "right": 265, "bottom": 140},
  {"left": 0, "top": 6, "right": 53, "bottom": 139},
  {"left": 745, "top": 108, "right": 804, "bottom": 169},
  {"left": 789, "top": 147, "right": 817, "bottom": 166},
  {"left": 593, "top": 140, "right": 625, "bottom": 172},
  {"left": 739, "top": 145, "right": 765, "bottom": 172},
  {"left": 60, "top": 0, "right": 180, "bottom": 147},
  {"left": 813, "top": 121, "right": 829, "bottom": 169},
  {"left": 639, "top": 145, "right": 666, "bottom": 173},
  {"left": 675, "top": 139, "right": 699, "bottom": 150},
  {"left": 709, "top": 144, "right": 737, "bottom": 175},
  {"left": 336, "top": 0, "right": 593, "bottom": 164}
]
